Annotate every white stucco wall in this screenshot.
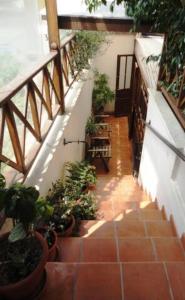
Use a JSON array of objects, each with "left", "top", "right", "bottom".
[
  {"left": 25, "top": 73, "right": 93, "bottom": 196},
  {"left": 93, "top": 33, "right": 135, "bottom": 112},
  {"left": 139, "top": 89, "right": 185, "bottom": 236},
  {"left": 135, "top": 36, "right": 164, "bottom": 89}
]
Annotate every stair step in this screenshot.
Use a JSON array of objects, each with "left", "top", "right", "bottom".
[
  {"left": 146, "top": 220, "right": 177, "bottom": 237},
  {"left": 123, "top": 209, "right": 164, "bottom": 221},
  {"left": 79, "top": 220, "right": 115, "bottom": 238},
  {"left": 139, "top": 200, "right": 157, "bottom": 210},
  {"left": 39, "top": 262, "right": 185, "bottom": 300},
  {"left": 58, "top": 236, "right": 185, "bottom": 263},
  {"left": 79, "top": 219, "right": 177, "bottom": 238}
]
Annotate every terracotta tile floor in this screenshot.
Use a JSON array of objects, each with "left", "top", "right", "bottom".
[{"left": 38, "top": 117, "right": 185, "bottom": 300}]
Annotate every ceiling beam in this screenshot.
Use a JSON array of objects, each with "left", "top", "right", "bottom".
[{"left": 57, "top": 16, "right": 150, "bottom": 32}]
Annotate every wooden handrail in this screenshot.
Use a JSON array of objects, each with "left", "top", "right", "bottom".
[
  {"left": 60, "top": 33, "right": 76, "bottom": 49},
  {"left": 0, "top": 51, "right": 57, "bottom": 104},
  {"left": 0, "top": 33, "right": 80, "bottom": 178},
  {"left": 159, "top": 86, "right": 185, "bottom": 130}
]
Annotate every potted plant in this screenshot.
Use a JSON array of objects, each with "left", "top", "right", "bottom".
[
  {"left": 92, "top": 71, "right": 114, "bottom": 114},
  {"left": 65, "top": 161, "right": 97, "bottom": 191},
  {"left": 48, "top": 198, "right": 76, "bottom": 237},
  {"left": 36, "top": 224, "right": 57, "bottom": 262},
  {"left": 46, "top": 180, "right": 76, "bottom": 237},
  {"left": 35, "top": 197, "right": 58, "bottom": 262},
  {"left": 85, "top": 116, "right": 99, "bottom": 136},
  {"left": 0, "top": 178, "right": 48, "bottom": 300},
  {"left": 71, "top": 193, "right": 97, "bottom": 221}
]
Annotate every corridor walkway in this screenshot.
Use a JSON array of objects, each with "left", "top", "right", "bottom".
[{"left": 41, "top": 117, "right": 185, "bottom": 300}]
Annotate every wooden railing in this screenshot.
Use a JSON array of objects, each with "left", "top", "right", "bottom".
[
  {"left": 60, "top": 34, "right": 80, "bottom": 96},
  {"left": 158, "top": 67, "right": 185, "bottom": 130},
  {"left": 0, "top": 34, "right": 79, "bottom": 178}
]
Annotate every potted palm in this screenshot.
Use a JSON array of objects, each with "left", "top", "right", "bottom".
[{"left": 0, "top": 177, "right": 48, "bottom": 300}]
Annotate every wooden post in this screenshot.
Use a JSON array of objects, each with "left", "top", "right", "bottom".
[{"left": 45, "top": 0, "right": 65, "bottom": 113}]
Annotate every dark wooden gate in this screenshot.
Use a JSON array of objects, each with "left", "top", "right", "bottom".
[
  {"left": 129, "top": 59, "right": 148, "bottom": 176},
  {"left": 115, "top": 55, "right": 134, "bottom": 117}
]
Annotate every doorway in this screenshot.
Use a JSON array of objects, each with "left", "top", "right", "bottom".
[{"left": 115, "top": 54, "right": 134, "bottom": 117}]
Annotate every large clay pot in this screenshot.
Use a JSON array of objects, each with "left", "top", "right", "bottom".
[{"left": 0, "top": 232, "right": 48, "bottom": 300}]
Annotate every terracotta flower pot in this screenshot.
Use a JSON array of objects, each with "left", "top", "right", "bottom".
[
  {"left": 37, "top": 228, "right": 58, "bottom": 262},
  {"left": 48, "top": 229, "right": 58, "bottom": 261},
  {"left": 87, "top": 183, "right": 96, "bottom": 191},
  {"left": 0, "top": 231, "right": 48, "bottom": 300},
  {"left": 61, "top": 215, "right": 75, "bottom": 237}
]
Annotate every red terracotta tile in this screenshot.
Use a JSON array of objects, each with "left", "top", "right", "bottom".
[
  {"left": 146, "top": 221, "right": 176, "bottom": 237},
  {"left": 153, "top": 238, "right": 185, "bottom": 261},
  {"left": 79, "top": 220, "right": 115, "bottom": 238},
  {"left": 139, "top": 201, "right": 157, "bottom": 210},
  {"left": 123, "top": 262, "right": 171, "bottom": 300},
  {"left": 58, "top": 238, "right": 81, "bottom": 262},
  {"left": 40, "top": 263, "right": 76, "bottom": 300},
  {"left": 74, "top": 263, "right": 122, "bottom": 300},
  {"left": 119, "top": 238, "right": 155, "bottom": 262},
  {"left": 82, "top": 238, "right": 117, "bottom": 262},
  {"left": 166, "top": 262, "right": 185, "bottom": 300},
  {"left": 123, "top": 210, "right": 141, "bottom": 221},
  {"left": 181, "top": 233, "right": 185, "bottom": 251},
  {"left": 116, "top": 220, "right": 146, "bottom": 237},
  {"left": 140, "top": 209, "right": 163, "bottom": 221}
]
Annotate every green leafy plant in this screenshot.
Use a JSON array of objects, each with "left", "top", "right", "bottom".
[
  {"left": 0, "top": 182, "right": 39, "bottom": 242},
  {"left": 86, "top": 116, "right": 99, "bottom": 135},
  {"left": 72, "top": 31, "right": 107, "bottom": 72},
  {"left": 0, "top": 176, "right": 43, "bottom": 286},
  {"left": 92, "top": 71, "right": 114, "bottom": 113},
  {"left": 71, "top": 193, "right": 97, "bottom": 220},
  {"left": 45, "top": 161, "right": 97, "bottom": 235},
  {"left": 65, "top": 161, "right": 97, "bottom": 190},
  {"left": 160, "top": 75, "right": 185, "bottom": 98},
  {"left": 64, "top": 180, "right": 83, "bottom": 201},
  {"left": 48, "top": 197, "right": 75, "bottom": 234},
  {"left": 46, "top": 179, "right": 65, "bottom": 205}
]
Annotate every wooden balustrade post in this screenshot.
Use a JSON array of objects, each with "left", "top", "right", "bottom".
[{"left": 45, "top": 0, "right": 65, "bottom": 113}]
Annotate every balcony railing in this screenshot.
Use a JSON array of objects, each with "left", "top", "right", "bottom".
[
  {"left": 158, "top": 67, "right": 185, "bottom": 130},
  {"left": 0, "top": 34, "right": 79, "bottom": 178}
]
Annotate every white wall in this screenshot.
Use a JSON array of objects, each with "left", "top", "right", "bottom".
[
  {"left": 25, "top": 73, "right": 93, "bottom": 196},
  {"left": 93, "top": 33, "right": 135, "bottom": 112},
  {"left": 135, "top": 36, "right": 164, "bottom": 89},
  {"left": 139, "top": 89, "right": 185, "bottom": 236}
]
